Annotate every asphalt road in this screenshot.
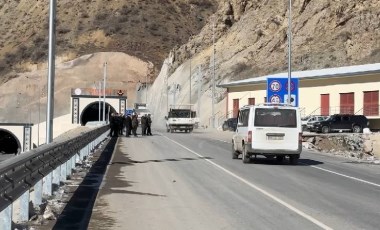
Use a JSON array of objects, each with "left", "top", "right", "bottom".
[{"left": 88, "top": 129, "right": 380, "bottom": 230}]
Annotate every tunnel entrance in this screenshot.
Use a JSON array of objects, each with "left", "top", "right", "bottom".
[
  {"left": 80, "top": 102, "right": 116, "bottom": 126},
  {"left": 0, "top": 129, "right": 21, "bottom": 155}
]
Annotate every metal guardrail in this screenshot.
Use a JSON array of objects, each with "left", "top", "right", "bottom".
[{"left": 0, "top": 125, "right": 109, "bottom": 229}]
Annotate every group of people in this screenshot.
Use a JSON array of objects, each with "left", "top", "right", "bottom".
[{"left": 109, "top": 113, "right": 152, "bottom": 137}]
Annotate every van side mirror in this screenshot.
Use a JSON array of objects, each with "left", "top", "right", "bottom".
[{"left": 165, "top": 116, "right": 168, "bottom": 120}]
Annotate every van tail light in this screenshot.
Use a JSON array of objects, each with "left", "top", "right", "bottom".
[
  {"left": 248, "top": 131, "right": 252, "bottom": 143},
  {"left": 299, "top": 133, "right": 303, "bottom": 144}
]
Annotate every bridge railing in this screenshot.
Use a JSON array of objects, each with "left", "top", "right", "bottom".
[{"left": 0, "top": 125, "right": 110, "bottom": 229}]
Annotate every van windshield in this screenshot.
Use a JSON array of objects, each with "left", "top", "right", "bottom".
[{"left": 254, "top": 108, "right": 297, "bottom": 128}]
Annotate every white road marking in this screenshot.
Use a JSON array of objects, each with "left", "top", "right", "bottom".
[
  {"left": 308, "top": 165, "right": 380, "bottom": 188},
  {"left": 210, "top": 136, "right": 380, "bottom": 189},
  {"left": 162, "top": 135, "right": 333, "bottom": 230}
]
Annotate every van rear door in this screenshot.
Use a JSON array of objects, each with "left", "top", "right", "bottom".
[{"left": 251, "top": 107, "right": 300, "bottom": 151}]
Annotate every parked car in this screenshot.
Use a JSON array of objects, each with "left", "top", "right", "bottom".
[
  {"left": 313, "top": 114, "right": 369, "bottom": 133},
  {"left": 222, "top": 118, "right": 238, "bottom": 131},
  {"left": 232, "top": 103, "right": 302, "bottom": 164},
  {"left": 306, "top": 115, "right": 329, "bottom": 131}
]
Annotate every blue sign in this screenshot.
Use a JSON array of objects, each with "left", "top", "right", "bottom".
[
  {"left": 267, "top": 77, "right": 299, "bottom": 107},
  {"left": 125, "top": 108, "right": 134, "bottom": 116}
]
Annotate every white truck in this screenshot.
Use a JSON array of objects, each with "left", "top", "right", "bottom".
[{"left": 165, "top": 105, "right": 197, "bottom": 133}]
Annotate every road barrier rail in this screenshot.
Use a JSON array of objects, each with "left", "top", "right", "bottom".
[{"left": 0, "top": 125, "right": 109, "bottom": 229}]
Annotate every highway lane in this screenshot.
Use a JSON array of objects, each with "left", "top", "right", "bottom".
[
  {"left": 168, "top": 130, "right": 380, "bottom": 229},
  {"left": 89, "top": 129, "right": 380, "bottom": 230}
]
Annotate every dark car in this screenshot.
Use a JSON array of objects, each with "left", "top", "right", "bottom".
[
  {"left": 222, "top": 118, "right": 238, "bottom": 131},
  {"left": 313, "top": 114, "right": 368, "bottom": 133}
]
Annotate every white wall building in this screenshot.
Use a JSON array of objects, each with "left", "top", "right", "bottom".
[{"left": 219, "top": 63, "right": 380, "bottom": 130}]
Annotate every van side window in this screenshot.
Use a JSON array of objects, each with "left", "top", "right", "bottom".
[{"left": 238, "top": 109, "right": 250, "bottom": 127}]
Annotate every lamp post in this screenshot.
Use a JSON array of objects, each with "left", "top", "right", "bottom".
[
  {"left": 103, "top": 62, "right": 107, "bottom": 122},
  {"left": 46, "top": 0, "right": 57, "bottom": 144},
  {"left": 211, "top": 16, "right": 216, "bottom": 128},
  {"left": 27, "top": 76, "right": 42, "bottom": 146},
  {"left": 287, "top": 0, "right": 293, "bottom": 105}
]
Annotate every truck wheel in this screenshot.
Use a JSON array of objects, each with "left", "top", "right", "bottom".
[
  {"left": 289, "top": 154, "right": 300, "bottom": 165},
  {"left": 242, "top": 145, "right": 250, "bottom": 164},
  {"left": 276, "top": 156, "right": 284, "bottom": 163},
  {"left": 232, "top": 141, "right": 238, "bottom": 159},
  {"left": 166, "top": 128, "right": 170, "bottom": 132},
  {"left": 322, "top": 126, "right": 330, "bottom": 134},
  {"left": 170, "top": 129, "right": 174, "bottom": 133}
]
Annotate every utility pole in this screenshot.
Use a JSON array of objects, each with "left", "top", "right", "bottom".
[
  {"left": 197, "top": 66, "right": 202, "bottom": 118},
  {"left": 212, "top": 17, "right": 216, "bottom": 128},
  {"left": 46, "top": 0, "right": 56, "bottom": 144},
  {"left": 98, "top": 81, "right": 101, "bottom": 122},
  {"left": 287, "top": 0, "right": 292, "bottom": 105},
  {"left": 103, "top": 62, "right": 107, "bottom": 122},
  {"left": 190, "top": 40, "right": 192, "bottom": 107}
]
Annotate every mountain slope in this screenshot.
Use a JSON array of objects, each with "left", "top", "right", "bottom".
[{"left": 0, "top": 0, "right": 218, "bottom": 83}]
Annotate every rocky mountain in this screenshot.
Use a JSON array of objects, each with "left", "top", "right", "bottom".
[
  {"left": 1, "top": 0, "right": 380, "bottom": 126},
  {"left": 0, "top": 0, "right": 218, "bottom": 83}
]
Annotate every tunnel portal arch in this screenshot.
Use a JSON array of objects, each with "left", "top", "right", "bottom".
[
  {"left": 0, "top": 129, "right": 21, "bottom": 155},
  {"left": 80, "top": 102, "right": 116, "bottom": 126}
]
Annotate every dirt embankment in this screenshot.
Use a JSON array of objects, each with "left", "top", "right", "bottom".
[{"left": 303, "top": 133, "right": 380, "bottom": 163}]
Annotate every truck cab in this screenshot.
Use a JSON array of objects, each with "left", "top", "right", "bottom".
[{"left": 165, "top": 106, "right": 196, "bottom": 133}]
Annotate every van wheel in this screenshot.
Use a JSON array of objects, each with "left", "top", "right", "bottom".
[
  {"left": 166, "top": 128, "right": 170, "bottom": 132},
  {"left": 352, "top": 125, "right": 362, "bottom": 133},
  {"left": 276, "top": 156, "right": 284, "bottom": 163},
  {"left": 322, "top": 126, "right": 330, "bottom": 133},
  {"left": 242, "top": 145, "right": 250, "bottom": 164},
  {"left": 232, "top": 142, "right": 238, "bottom": 159},
  {"left": 170, "top": 129, "right": 174, "bottom": 133},
  {"left": 289, "top": 154, "right": 300, "bottom": 165}
]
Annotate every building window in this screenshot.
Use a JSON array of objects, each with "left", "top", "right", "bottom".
[
  {"left": 233, "top": 99, "right": 239, "bottom": 118},
  {"left": 363, "top": 91, "right": 379, "bottom": 116},
  {"left": 340, "top": 93, "right": 354, "bottom": 114},
  {"left": 320, "top": 94, "right": 330, "bottom": 116},
  {"left": 248, "top": 97, "right": 255, "bottom": 105}
]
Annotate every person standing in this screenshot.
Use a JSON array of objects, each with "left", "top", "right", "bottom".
[
  {"left": 141, "top": 115, "right": 147, "bottom": 136},
  {"left": 125, "top": 114, "right": 132, "bottom": 137},
  {"left": 131, "top": 114, "right": 138, "bottom": 137},
  {"left": 146, "top": 114, "right": 152, "bottom": 136},
  {"left": 109, "top": 113, "right": 116, "bottom": 137}
]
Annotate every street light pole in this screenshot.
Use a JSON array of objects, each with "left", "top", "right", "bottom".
[
  {"left": 46, "top": 0, "right": 57, "bottom": 144},
  {"left": 103, "top": 62, "right": 107, "bottom": 122},
  {"left": 27, "top": 76, "right": 41, "bottom": 146},
  {"left": 287, "top": 0, "right": 292, "bottom": 105},
  {"left": 98, "top": 81, "right": 101, "bottom": 122},
  {"left": 212, "top": 18, "right": 216, "bottom": 128}
]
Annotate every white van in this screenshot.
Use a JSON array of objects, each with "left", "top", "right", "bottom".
[{"left": 232, "top": 103, "right": 302, "bottom": 164}]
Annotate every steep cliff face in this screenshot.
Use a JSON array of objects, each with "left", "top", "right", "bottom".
[
  {"left": 172, "top": 0, "right": 380, "bottom": 82},
  {"left": 148, "top": 0, "right": 380, "bottom": 126}
]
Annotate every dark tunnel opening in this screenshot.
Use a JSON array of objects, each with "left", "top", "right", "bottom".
[
  {"left": 80, "top": 102, "right": 116, "bottom": 126},
  {"left": 0, "top": 130, "right": 20, "bottom": 155}
]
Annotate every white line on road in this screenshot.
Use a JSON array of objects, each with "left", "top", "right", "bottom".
[
  {"left": 308, "top": 165, "right": 380, "bottom": 188},
  {"left": 162, "top": 135, "right": 333, "bottom": 230},
  {"left": 211, "top": 137, "right": 380, "bottom": 189}
]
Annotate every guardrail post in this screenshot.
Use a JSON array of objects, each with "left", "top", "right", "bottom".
[
  {"left": 16, "top": 190, "right": 30, "bottom": 223},
  {"left": 32, "top": 180, "right": 42, "bottom": 207},
  {"left": 0, "top": 205, "right": 12, "bottom": 230},
  {"left": 61, "top": 162, "right": 67, "bottom": 182},
  {"left": 52, "top": 166, "right": 60, "bottom": 190},
  {"left": 66, "top": 159, "right": 71, "bottom": 178},
  {"left": 71, "top": 155, "right": 76, "bottom": 171},
  {"left": 43, "top": 173, "right": 52, "bottom": 197}
]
